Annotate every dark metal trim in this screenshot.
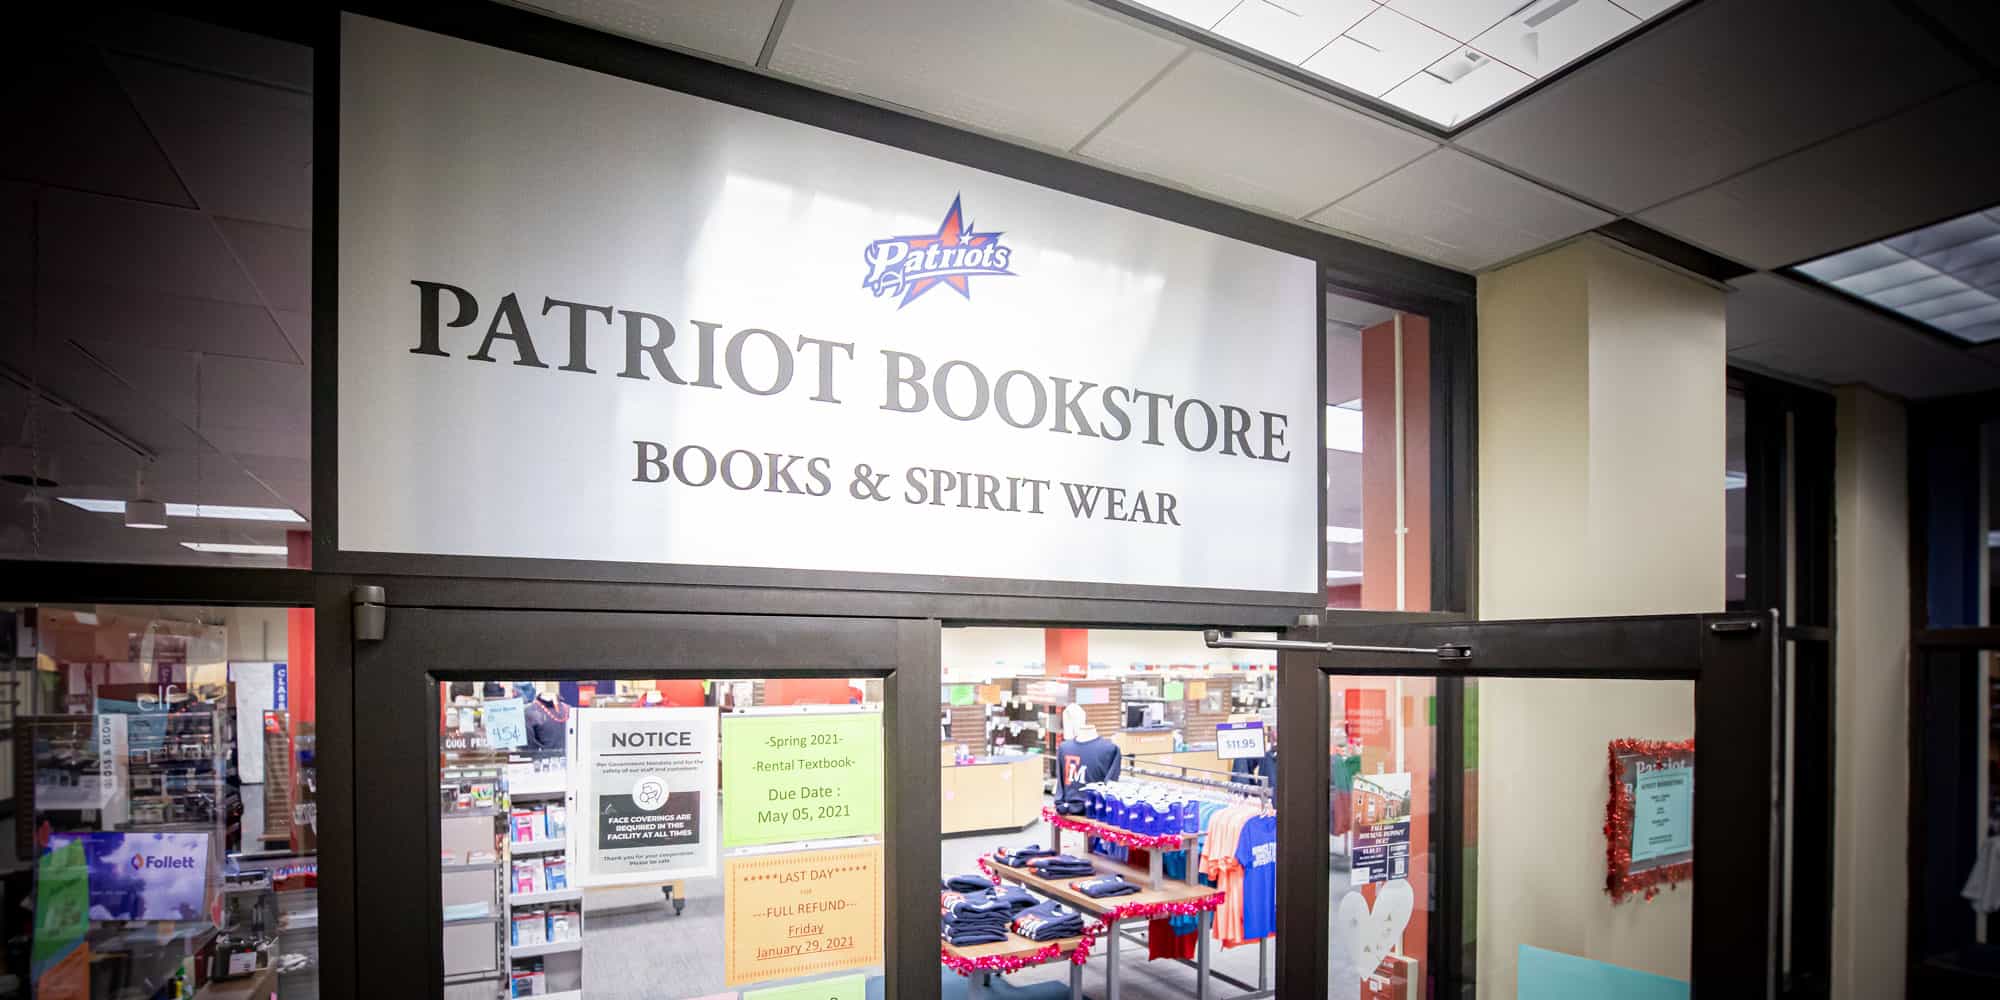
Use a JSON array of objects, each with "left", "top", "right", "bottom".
[
  {"left": 1595, "top": 219, "right": 1755, "bottom": 284},
  {"left": 1274, "top": 643, "right": 1332, "bottom": 1000},
  {"left": 1303, "top": 613, "right": 1782, "bottom": 998},
  {"left": 354, "top": 608, "right": 934, "bottom": 998},
  {"left": 0, "top": 560, "right": 313, "bottom": 606}
]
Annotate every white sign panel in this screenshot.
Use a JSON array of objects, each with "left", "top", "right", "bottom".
[
  {"left": 568, "top": 707, "right": 719, "bottom": 886},
  {"left": 338, "top": 15, "right": 1319, "bottom": 596},
  {"left": 1215, "top": 721, "right": 1267, "bottom": 760}
]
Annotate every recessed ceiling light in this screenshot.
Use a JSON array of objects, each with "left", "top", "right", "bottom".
[
  {"left": 1326, "top": 526, "right": 1364, "bottom": 544},
  {"left": 1325, "top": 569, "right": 1365, "bottom": 581},
  {"left": 1115, "top": 0, "right": 1689, "bottom": 129},
  {"left": 59, "top": 499, "right": 307, "bottom": 523},
  {"left": 1326, "top": 404, "right": 1364, "bottom": 453},
  {"left": 180, "top": 542, "right": 289, "bottom": 556},
  {"left": 1792, "top": 205, "right": 2000, "bottom": 344}
]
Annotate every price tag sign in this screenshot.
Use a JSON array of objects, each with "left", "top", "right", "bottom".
[
  {"left": 481, "top": 698, "right": 527, "bottom": 750},
  {"left": 1216, "top": 721, "right": 1266, "bottom": 760}
]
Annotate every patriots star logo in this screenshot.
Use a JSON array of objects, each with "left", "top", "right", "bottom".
[{"left": 861, "top": 195, "right": 1016, "bottom": 307}]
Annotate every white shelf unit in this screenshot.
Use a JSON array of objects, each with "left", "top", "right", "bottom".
[
  {"left": 505, "top": 761, "right": 582, "bottom": 996},
  {"left": 508, "top": 887, "right": 582, "bottom": 906},
  {"left": 508, "top": 938, "right": 583, "bottom": 960}
]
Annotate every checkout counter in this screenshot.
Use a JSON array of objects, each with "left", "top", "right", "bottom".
[{"left": 940, "top": 749, "right": 1044, "bottom": 834}]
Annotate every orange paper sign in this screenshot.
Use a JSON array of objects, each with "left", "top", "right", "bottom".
[{"left": 724, "top": 845, "right": 883, "bottom": 986}]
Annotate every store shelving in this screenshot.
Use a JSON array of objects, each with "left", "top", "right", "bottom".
[
  {"left": 508, "top": 887, "right": 581, "bottom": 906},
  {"left": 509, "top": 939, "right": 582, "bottom": 959},
  {"left": 509, "top": 837, "right": 565, "bottom": 855}
]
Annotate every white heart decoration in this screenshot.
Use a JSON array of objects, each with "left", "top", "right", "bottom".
[{"left": 1335, "top": 879, "right": 1415, "bottom": 976}]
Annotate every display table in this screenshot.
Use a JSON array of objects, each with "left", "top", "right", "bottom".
[
  {"left": 943, "top": 755, "right": 1044, "bottom": 834},
  {"left": 942, "top": 931, "right": 1089, "bottom": 1000},
  {"left": 988, "top": 854, "right": 1221, "bottom": 1000}
]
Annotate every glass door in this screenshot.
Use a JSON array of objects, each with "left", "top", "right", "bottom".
[
  {"left": 1273, "top": 613, "right": 1780, "bottom": 1000},
  {"left": 348, "top": 608, "right": 939, "bottom": 999}
]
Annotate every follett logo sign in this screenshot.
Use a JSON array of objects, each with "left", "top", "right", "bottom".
[
  {"left": 861, "top": 195, "right": 1015, "bottom": 308},
  {"left": 130, "top": 852, "right": 198, "bottom": 871}
]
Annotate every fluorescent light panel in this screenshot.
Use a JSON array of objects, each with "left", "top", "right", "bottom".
[
  {"left": 1326, "top": 404, "right": 1364, "bottom": 453},
  {"left": 59, "top": 498, "right": 306, "bottom": 523},
  {"left": 1793, "top": 207, "right": 2000, "bottom": 344},
  {"left": 1123, "top": 0, "right": 1688, "bottom": 129},
  {"left": 1326, "top": 525, "right": 1364, "bottom": 544},
  {"left": 180, "top": 542, "right": 288, "bottom": 556}
]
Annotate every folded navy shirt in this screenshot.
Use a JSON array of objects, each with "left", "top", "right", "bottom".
[
  {"left": 942, "top": 873, "right": 996, "bottom": 892},
  {"left": 1026, "top": 854, "right": 1095, "bottom": 878},
  {"left": 1012, "top": 900, "right": 1085, "bottom": 941},
  {"left": 994, "top": 844, "right": 1057, "bottom": 867},
  {"left": 1071, "top": 874, "right": 1141, "bottom": 898}
]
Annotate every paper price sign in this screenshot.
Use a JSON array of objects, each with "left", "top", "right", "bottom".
[
  {"left": 1216, "top": 721, "right": 1266, "bottom": 760},
  {"left": 481, "top": 699, "right": 527, "bottom": 750},
  {"left": 722, "top": 712, "right": 882, "bottom": 848}
]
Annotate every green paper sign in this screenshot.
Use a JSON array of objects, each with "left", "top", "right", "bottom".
[
  {"left": 948, "top": 685, "right": 975, "bottom": 706},
  {"left": 1630, "top": 764, "right": 1693, "bottom": 862},
  {"left": 1162, "top": 681, "right": 1185, "bottom": 700},
  {"left": 32, "top": 841, "right": 89, "bottom": 977},
  {"left": 723, "top": 712, "right": 883, "bottom": 848},
  {"left": 744, "top": 973, "right": 867, "bottom": 1000}
]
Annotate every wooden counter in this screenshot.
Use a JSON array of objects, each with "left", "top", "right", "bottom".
[
  {"left": 1110, "top": 729, "right": 1175, "bottom": 756},
  {"left": 942, "top": 756, "right": 1044, "bottom": 834}
]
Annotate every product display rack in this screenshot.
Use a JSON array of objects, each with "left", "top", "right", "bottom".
[
  {"left": 442, "top": 746, "right": 508, "bottom": 998},
  {"left": 503, "top": 758, "right": 584, "bottom": 996}
]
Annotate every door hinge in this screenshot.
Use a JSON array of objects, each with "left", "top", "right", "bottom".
[
  {"left": 353, "top": 585, "right": 386, "bottom": 641},
  {"left": 1708, "top": 618, "right": 1762, "bottom": 636}
]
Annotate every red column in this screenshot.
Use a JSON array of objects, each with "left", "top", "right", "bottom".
[
  {"left": 1044, "top": 629, "right": 1088, "bottom": 679},
  {"left": 286, "top": 529, "right": 316, "bottom": 852},
  {"left": 1360, "top": 315, "right": 1432, "bottom": 612}
]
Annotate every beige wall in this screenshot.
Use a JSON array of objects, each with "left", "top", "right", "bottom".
[
  {"left": 1831, "top": 386, "right": 1909, "bottom": 999},
  {"left": 1475, "top": 238, "right": 1725, "bottom": 997}
]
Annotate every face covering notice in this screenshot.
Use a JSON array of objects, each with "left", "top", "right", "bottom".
[{"left": 571, "top": 707, "right": 719, "bottom": 885}]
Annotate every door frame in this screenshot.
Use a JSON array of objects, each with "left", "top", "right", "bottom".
[
  {"left": 1275, "top": 612, "right": 1781, "bottom": 999},
  {"left": 347, "top": 604, "right": 940, "bottom": 998}
]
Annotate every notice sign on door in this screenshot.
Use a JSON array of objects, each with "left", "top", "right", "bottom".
[
  {"left": 724, "top": 845, "right": 883, "bottom": 986},
  {"left": 1216, "top": 721, "right": 1266, "bottom": 760},
  {"left": 722, "top": 711, "right": 882, "bottom": 848},
  {"left": 571, "top": 707, "right": 719, "bottom": 885}
]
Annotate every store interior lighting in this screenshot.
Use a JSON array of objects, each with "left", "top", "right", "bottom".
[
  {"left": 1791, "top": 205, "right": 2000, "bottom": 344},
  {"left": 58, "top": 498, "right": 307, "bottom": 523},
  {"left": 1122, "top": 0, "right": 1687, "bottom": 129},
  {"left": 1326, "top": 402, "right": 1364, "bottom": 452},
  {"left": 179, "top": 542, "right": 289, "bottom": 556},
  {"left": 123, "top": 466, "right": 168, "bottom": 529}
]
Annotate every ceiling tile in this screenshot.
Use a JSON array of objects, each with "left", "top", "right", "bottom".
[
  {"left": 39, "top": 188, "right": 262, "bottom": 305},
  {"left": 1302, "top": 7, "right": 1456, "bottom": 98},
  {"left": 1638, "top": 83, "right": 2000, "bottom": 269},
  {"left": 1726, "top": 272, "right": 2000, "bottom": 398},
  {"left": 771, "top": 0, "right": 1184, "bottom": 150},
  {"left": 1308, "top": 148, "right": 1611, "bottom": 270},
  {"left": 502, "top": 0, "right": 783, "bottom": 65},
  {"left": 107, "top": 53, "right": 312, "bottom": 228},
  {"left": 1454, "top": 0, "right": 1975, "bottom": 213},
  {"left": 48, "top": 291, "right": 301, "bottom": 365},
  {"left": 1130, "top": 0, "right": 1243, "bottom": 28},
  {"left": 64, "top": 8, "right": 312, "bottom": 92},
  {"left": 1080, "top": 52, "right": 1435, "bottom": 218},
  {"left": 0, "top": 43, "right": 193, "bottom": 208},
  {"left": 1471, "top": 0, "right": 1637, "bottom": 79},
  {"left": 1385, "top": 0, "right": 1520, "bottom": 42},
  {"left": 1326, "top": 292, "right": 1397, "bottom": 330},
  {"left": 214, "top": 218, "right": 310, "bottom": 313},
  {"left": 1382, "top": 47, "right": 1531, "bottom": 130},
  {"left": 1610, "top": 0, "right": 1682, "bottom": 15},
  {"left": 1213, "top": 0, "right": 1376, "bottom": 64}
]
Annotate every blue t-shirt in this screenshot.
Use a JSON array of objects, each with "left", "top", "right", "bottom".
[{"left": 1233, "top": 815, "right": 1278, "bottom": 942}]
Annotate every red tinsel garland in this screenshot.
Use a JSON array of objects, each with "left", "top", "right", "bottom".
[
  {"left": 975, "top": 854, "right": 1004, "bottom": 886},
  {"left": 1041, "top": 806, "right": 1195, "bottom": 851},
  {"left": 1605, "top": 737, "right": 1695, "bottom": 903},
  {"left": 939, "top": 921, "right": 1105, "bottom": 976},
  {"left": 1084, "top": 890, "right": 1225, "bottom": 923}
]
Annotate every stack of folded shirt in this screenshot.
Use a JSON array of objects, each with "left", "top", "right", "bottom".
[
  {"left": 942, "top": 873, "right": 995, "bottom": 892},
  {"left": 994, "top": 844, "right": 1057, "bottom": 867},
  {"left": 1071, "top": 874, "right": 1141, "bottom": 898},
  {"left": 1012, "top": 900, "right": 1086, "bottom": 941},
  {"left": 1026, "top": 854, "right": 1095, "bottom": 879},
  {"left": 941, "top": 890, "right": 1016, "bottom": 947},
  {"left": 989, "top": 884, "right": 1037, "bottom": 912}
]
